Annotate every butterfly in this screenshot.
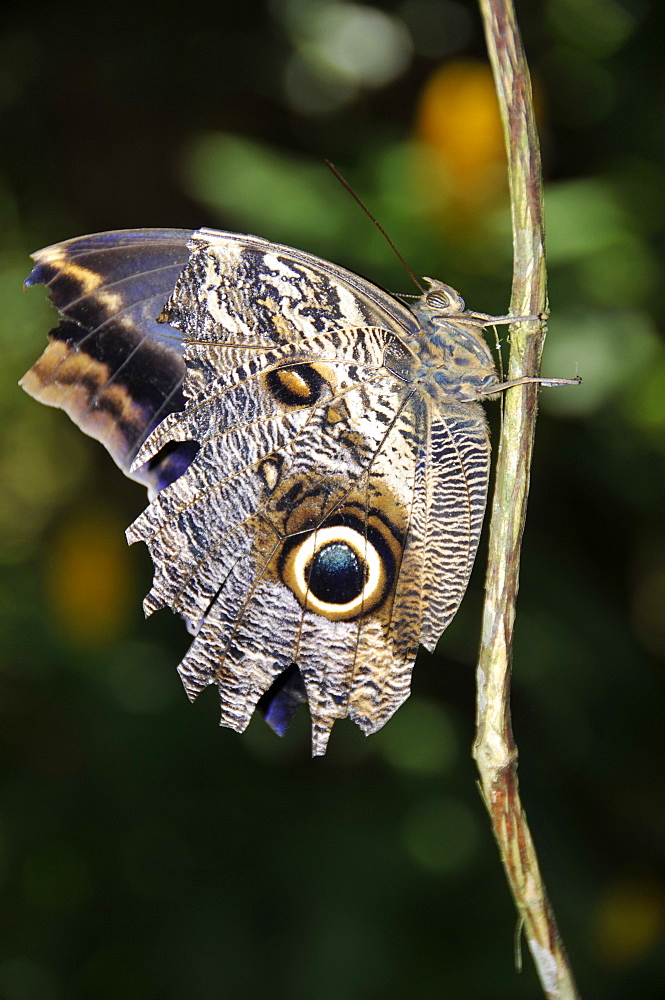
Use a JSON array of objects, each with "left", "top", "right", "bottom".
[{"left": 21, "top": 227, "right": 567, "bottom": 755}]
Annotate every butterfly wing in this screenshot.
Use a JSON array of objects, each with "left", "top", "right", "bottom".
[
  {"left": 158, "top": 227, "right": 421, "bottom": 373},
  {"left": 21, "top": 227, "right": 420, "bottom": 494},
  {"left": 23, "top": 227, "right": 492, "bottom": 754},
  {"left": 125, "top": 230, "right": 491, "bottom": 752},
  {"left": 21, "top": 230, "right": 196, "bottom": 494}
]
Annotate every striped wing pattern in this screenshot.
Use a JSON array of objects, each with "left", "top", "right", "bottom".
[{"left": 23, "top": 227, "right": 496, "bottom": 755}]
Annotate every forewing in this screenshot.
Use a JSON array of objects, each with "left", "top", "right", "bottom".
[
  {"left": 161, "top": 228, "right": 420, "bottom": 380},
  {"left": 21, "top": 227, "right": 420, "bottom": 498}
]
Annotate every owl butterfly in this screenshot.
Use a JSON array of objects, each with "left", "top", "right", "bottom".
[{"left": 22, "top": 229, "right": 573, "bottom": 755}]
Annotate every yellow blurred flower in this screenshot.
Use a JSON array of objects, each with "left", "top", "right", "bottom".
[
  {"left": 594, "top": 876, "right": 665, "bottom": 967},
  {"left": 414, "top": 59, "right": 509, "bottom": 221},
  {"left": 46, "top": 512, "right": 135, "bottom": 647}
]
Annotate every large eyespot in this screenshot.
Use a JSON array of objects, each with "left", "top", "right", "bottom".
[
  {"left": 265, "top": 363, "right": 328, "bottom": 408},
  {"left": 279, "top": 517, "right": 398, "bottom": 622}
]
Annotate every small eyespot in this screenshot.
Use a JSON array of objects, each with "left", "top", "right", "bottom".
[
  {"left": 265, "top": 363, "right": 328, "bottom": 408},
  {"left": 258, "top": 454, "right": 283, "bottom": 493}
]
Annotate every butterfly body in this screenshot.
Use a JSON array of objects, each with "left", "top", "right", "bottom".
[{"left": 23, "top": 228, "right": 500, "bottom": 754}]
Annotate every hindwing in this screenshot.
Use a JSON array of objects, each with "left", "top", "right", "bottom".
[{"left": 20, "top": 230, "right": 194, "bottom": 493}]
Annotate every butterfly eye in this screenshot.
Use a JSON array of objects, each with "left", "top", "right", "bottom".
[
  {"left": 427, "top": 289, "right": 452, "bottom": 309},
  {"left": 425, "top": 283, "right": 465, "bottom": 314},
  {"left": 280, "top": 523, "right": 394, "bottom": 621}
]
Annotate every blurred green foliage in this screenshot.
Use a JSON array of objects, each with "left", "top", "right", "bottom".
[{"left": 1, "top": 0, "right": 664, "bottom": 997}]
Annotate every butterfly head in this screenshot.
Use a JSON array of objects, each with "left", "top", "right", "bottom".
[
  {"left": 407, "top": 279, "right": 499, "bottom": 401},
  {"left": 421, "top": 278, "right": 467, "bottom": 316}
]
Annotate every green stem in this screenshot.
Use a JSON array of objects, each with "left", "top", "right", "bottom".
[{"left": 473, "top": 1, "right": 581, "bottom": 997}]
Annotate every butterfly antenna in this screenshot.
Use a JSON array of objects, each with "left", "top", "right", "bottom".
[{"left": 325, "top": 160, "right": 424, "bottom": 293}]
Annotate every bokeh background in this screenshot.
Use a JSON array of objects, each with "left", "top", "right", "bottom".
[{"left": 1, "top": 0, "right": 664, "bottom": 997}]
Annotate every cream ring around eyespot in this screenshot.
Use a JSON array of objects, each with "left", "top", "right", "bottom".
[{"left": 292, "top": 525, "right": 383, "bottom": 618}]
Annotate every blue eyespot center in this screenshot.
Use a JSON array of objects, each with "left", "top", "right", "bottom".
[{"left": 307, "top": 542, "right": 364, "bottom": 604}]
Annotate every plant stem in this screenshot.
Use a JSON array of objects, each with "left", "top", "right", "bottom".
[{"left": 473, "top": 1, "right": 581, "bottom": 997}]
